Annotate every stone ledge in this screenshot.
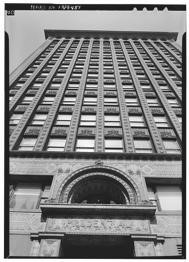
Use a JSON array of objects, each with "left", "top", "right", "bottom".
[
  {"left": 40, "top": 203, "right": 156, "bottom": 217},
  {"left": 9, "top": 150, "right": 182, "bottom": 161}
]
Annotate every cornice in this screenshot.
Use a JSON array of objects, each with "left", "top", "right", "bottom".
[{"left": 44, "top": 30, "right": 178, "bottom": 41}]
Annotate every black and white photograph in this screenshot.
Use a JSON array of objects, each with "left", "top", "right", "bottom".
[{"left": 5, "top": 3, "right": 186, "bottom": 258}]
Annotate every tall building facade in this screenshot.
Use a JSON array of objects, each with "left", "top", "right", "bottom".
[{"left": 8, "top": 30, "right": 183, "bottom": 258}]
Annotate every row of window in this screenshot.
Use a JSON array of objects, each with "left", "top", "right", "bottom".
[
  {"left": 9, "top": 182, "right": 181, "bottom": 211},
  {"left": 10, "top": 94, "right": 181, "bottom": 109},
  {"left": 17, "top": 137, "right": 180, "bottom": 154},
  {"left": 10, "top": 113, "right": 181, "bottom": 127}
]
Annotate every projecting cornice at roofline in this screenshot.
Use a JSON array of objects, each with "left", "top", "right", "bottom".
[{"left": 44, "top": 30, "right": 178, "bottom": 41}]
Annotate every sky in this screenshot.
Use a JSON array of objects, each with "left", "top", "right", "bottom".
[{"left": 5, "top": 9, "right": 186, "bottom": 73}]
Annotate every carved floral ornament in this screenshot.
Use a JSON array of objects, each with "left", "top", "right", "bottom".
[{"left": 55, "top": 164, "right": 141, "bottom": 204}]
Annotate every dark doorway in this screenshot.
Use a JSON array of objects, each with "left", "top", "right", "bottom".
[{"left": 61, "top": 235, "right": 134, "bottom": 258}]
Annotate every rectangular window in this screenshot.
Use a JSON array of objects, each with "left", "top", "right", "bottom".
[
  {"left": 177, "top": 116, "right": 182, "bottom": 123},
  {"left": 10, "top": 114, "right": 23, "bottom": 125},
  {"left": 156, "top": 185, "right": 181, "bottom": 211},
  {"left": 104, "top": 97, "right": 118, "bottom": 106},
  {"left": 10, "top": 183, "right": 41, "bottom": 210},
  {"left": 32, "top": 114, "right": 47, "bottom": 125},
  {"left": 146, "top": 98, "right": 159, "bottom": 107},
  {"left": 41, "top": 96, "right": 55, "bottom": 105},
  {"left": 18, "top": 138, "right": 37, "bottom": 151},
  {"left": 80, "top": 115, "right": 96, "bottom": 126},
  {"left": 46, "top": 138, "right": 66, "bottom": 151},
  {"left": 163, "top": 140, "right": 180, "bottom": 154},
  {"left": 83, "top": 97, "right": 97, "bottom": 106},
  {"left": 76, "top": 139, "right": 95, "bottom": 152},
  {"left": 167, "top": 98, "right": 179, "bottom": 108},
  {"left": 104, "top": 115, "right": 121, "bottom": 126},
  {"left": 125, "top": 98, "right": 139, "bottom": 106},
  {"left": 122, "top": 84, "right": 134, "bottom": 90},
  {"left": 129, "top": 115, "right": 145, "bottom": 127},
  {"left": 56, "top": 114, "right": 72, "bottom": 126},
  {"left": 134, "top": 139, "right": 153, "bottom": 153},
  {"left": 62, "top": 97, "right": 76, "bottom": 105},
  {"left": 153, "top": 116, "right": 169, "bottom": 128},
  {"left": 147, "top": 185, "right": 182, "bottom": 211},
  {"left": 21, "top": 96, "right": 34, "bottom": 104},
  {"left": 105, "top": 139, "right": 123, "bottom": 152}
]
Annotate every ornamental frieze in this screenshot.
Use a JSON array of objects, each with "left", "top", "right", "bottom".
[
  {"left": 36, "top": 106, "right": 51, "bottom": 112},
  {"left": 104, "top": 128, "right": 122, "bottom": 137},
  {"left": 150, "top": 108, "right": 164, "bottom": 115},
  {"left": 25, "top": 127, "right": 41, "bottom": 136},
  {"left": 128, "top": 107, "right": 142, "bottom": 114},
  {"left": 132, "top": 129, "right": 149, "bottom": 138},
  {"left": 104, "top": 107, "right": 119, "bottom": 113},
  {"left": 173, "top": 108, "right": 182, "bottom": 115},
  {"left": 78, "top": 128, "right": 95, "bottom": 136},
  {"left": 51, "top": 127, "right": 68, "bottom": 136},
  {"left": 59, "top": 106, "right": 73, "bottom": 112},
  {"left": 82, "top": 106, "right": 96, "bottom": 113},
  {"left": 160, "top": 129, "right": 176, "bottom": 139},
  {"left": 15, "top": 105, "right": 28, "bottom": 112},
  {"left": 46, "top": 218, "right": 150, "bottom": 234}
]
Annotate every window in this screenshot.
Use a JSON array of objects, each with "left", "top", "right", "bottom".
[
  {"left": 56, "top": 114, "right": 72, "bottom": 126},
  {"left": 147, "top": 185, "right": 181, "bottom": 211},
  {"left": 76, "top": 139, "right": 95, "bottom": 152},
  {"left": 46, "top": 138, "right": 66, "bottom": 151},
  {"left": 134, "top": 139, "right": 153, "bottom": 153},
  {"left": 153, "top": 116, "right": 169, "bottom": 128},
  {"left": 105, "top": 139, "right": 123, "bottom": 152},
  {"left": 80, "top": 115, "right": 96, "bottom": 126},
  {"left": 86, "top": 83, "right": 98, "bottom": 89},
  {"left": 140, "top": 84, "right": 151, "bottom": 90},
  {"left": 122, "top": 84, "right": 134, "bottom": 91},
  {"left": 30, "top": 84, "right": 41, "bottom": 90},
  {"left": 41, "top": 96, "right": 55, "bottom": 105},
  {"left": 62, "top": 97, "right": 76, "bottom": 105},
  {"left": 31, "top": 114, "right": 47, "bottom": 125},
  {"left": 9, "top": 95, "right": 14, "bottom": 101},
  {"left": 125, "top": 98, "right": 139, "bottom": 106},
  {"left": 104, "top": 97, "right": 118, "bottom": 106},
  {"left": 10, "top": 183, "right": 41, "bottom": 210},
  {"left": 129, "top": 115, "right": 145, "bottom": 127},
  {"left": 104, "top": 115, "right": 121, "bottom": 126},
  {"left": 146, "top": 98, "right": 159, "bottom": 107},
  {"left": 167, "top": 98, "right": 179, "bottom": 108},
  {"left": 163, "top": 140, "right": 180, "bottom": 154},
  {"left": 21, "top": 96, "right": 34, "bottom": 104},
  {"left": 83, "top": 97, "right": 97, "bottom": 106},
  {"left": 159, "top": 85, "right": 170, "bottom": 91},
  {"left": 49, "top": 83, "right": 61, "bottom": 89},
  {"left": 10, "top": 114, "right": 23, "bottom": 125},
  {"left": 18, "top": 138, "right": 37, "bottom": 151},
  {"left": 177, "top": 116, "right": 182, "bottom": 123}
]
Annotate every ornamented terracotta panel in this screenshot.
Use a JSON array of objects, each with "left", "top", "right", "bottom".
[{"left": 46, "top": 218, "right": 150, "bottom": 235}]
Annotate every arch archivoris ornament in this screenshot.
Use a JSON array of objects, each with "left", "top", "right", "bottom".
[{"left": 56, "top": 165, "right": 141, "bottom": 204}]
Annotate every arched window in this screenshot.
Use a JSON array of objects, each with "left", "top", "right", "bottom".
[{"left": 67, "top": 175, "right": 129, "bottom": 204}]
